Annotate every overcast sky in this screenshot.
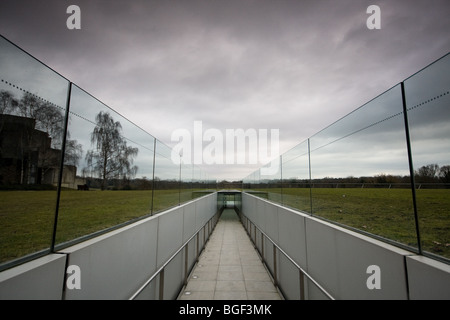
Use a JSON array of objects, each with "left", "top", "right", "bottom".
[{"left": 1, "top": 0, "right": 449, "bottom": 181}]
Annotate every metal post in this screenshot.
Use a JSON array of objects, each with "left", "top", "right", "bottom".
[
  {"left": 299, "top": 270, "right": 305, "bottom": 300},
  {"left": 273, "top": 244, "right": 278, "bottom": 287},
  {"left": 196, "top": 233, "right": 200, "bottom": 262},
  {"left": 280, "top": 154, "right": 284, "bottom": 204},
  {"left": 150, "top": 139, "right": 157, "bottom": 215},
  {"left": 178, "top": 159, "right": 182, "bottom": 206},
  {"left": 159, "top": 268, "right": 164, "bottom": 300},
  {"left": 401, "top": 82, "right": 422, "bottom": 254},
  {"left": 308, "top": 138, "right": 313, "bottom": 215},
  {"left": 203, "top": 225, "right": 206, "bottom": 245},
  {"left": 184, "top": 244, "right": 189, "bottom": 286},
  {"left": 261, "top": 232, "right": 264, "bottom": 258},
  {"left": 51, "top": 81, "right": 72, "bottom": 252}
]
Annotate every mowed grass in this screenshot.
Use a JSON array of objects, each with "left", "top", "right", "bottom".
[
  {"left": 1, "top": 188, "right": 449, "bottom": 265},
  {"left": 252, "top": 188, "right": 450, "bottom": 259},
  {"left": 0, "top": 189, "right": 198, "bottom": 264}
]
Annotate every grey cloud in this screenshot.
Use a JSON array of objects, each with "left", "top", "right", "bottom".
[{"left": 1, "top": 0, "right": 449, "bottom": 180}]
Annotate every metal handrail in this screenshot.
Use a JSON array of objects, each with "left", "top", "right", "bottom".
[
  {"left": 129, "top": 212, "right": 219, "bottom": 300},
  {"left": 241, "top": 214, "right": 335, "bottom": 300}
]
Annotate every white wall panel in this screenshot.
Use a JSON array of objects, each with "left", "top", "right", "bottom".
[
  {"left": 241, "top": 192, "right": 450, "bottom": 300},
  {"left": 277, "top": 207, "right": 307, "bottom": 270},
  {"left": 62, "top": 217, "right": 159, "bottom": 300},
  {"left": 157, "top": 207, "right": 184, "bottom": 269},
  {"left": 406, "top": 256, "right": 450, "bottom": 300},
  {"left": 0, "top": 254, "right": 66, "bottom": 300}
]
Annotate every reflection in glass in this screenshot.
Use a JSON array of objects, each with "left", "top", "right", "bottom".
[
  {"left": 56, "top": 85, "right": 155, "bottom": 245},
  {"left": 309, "top": 85, "right": 418, "bottom": 249},
  {"left": 281, "top": 140, "right": 311, "bottom": 213},
  {"left": 180, "top": 163, "right": 193, "bottom": 204},
  {"left": 405, "top": 53, "right": 450, "bottom": 259},
  {"left": 0, "top": 36, "right": 69, "bottom": 264},
  {"left": 242, "top": 54, "right": 450, "bottom": 262},
  {"left": 0, "top": 36, "right": 216, "bottom": 268},
  {"left": 153, "top": 140, "right": 181, "bottom": 213}
]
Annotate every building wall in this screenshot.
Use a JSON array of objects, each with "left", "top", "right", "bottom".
[{"left": 0, "top": 114, "right": 78, "bottom": 187}]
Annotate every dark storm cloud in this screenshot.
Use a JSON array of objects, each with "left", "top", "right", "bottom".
[{"left": 1, "top": 0, "right": 449, "bottom": 180}]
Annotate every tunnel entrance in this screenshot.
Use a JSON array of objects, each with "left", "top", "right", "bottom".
[{"left": 217, "top": 190, "right": 242, "bottom": 210}]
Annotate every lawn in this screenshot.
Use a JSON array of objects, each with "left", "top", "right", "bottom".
[
  {"left": 250, "top": 187, "right": 450, "bottom": 259},
  {"left": 0, "top": 189, "right": 204, "bottom": 264},
  {"left": 1, "top": 187, "right": 449, "bottom": 266}
]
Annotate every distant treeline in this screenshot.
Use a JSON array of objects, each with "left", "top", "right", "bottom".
[
  {"left": 79, "top": 176, "right": 217, "bottom": 191},
  {"left": 244, "top": 164, "right": 450, "bottom": 189}
]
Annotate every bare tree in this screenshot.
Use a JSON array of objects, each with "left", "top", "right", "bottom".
[
  {"left": 415, "top": 163, "right": 440, "bottom": 183},
  {"left": 0, "top": 90, "right": 18, "bottom": 115},
  {"left": 85, "top": 111, "right": 138, "bottom": 190},
  {"left": 64, "top": 139, "right": 83, "bottom": 167},
  {"left": 439, "top": 165, "right": 450, "bottom": 183}
]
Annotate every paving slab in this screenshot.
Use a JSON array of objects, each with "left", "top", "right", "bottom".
[{"left": 178, "top": 209, "right": 282, "bottom": 300}]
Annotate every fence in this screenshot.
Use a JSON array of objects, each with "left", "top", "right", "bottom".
[
  {"left": 243, "top": 52, "right": 450, "bottom": 262},
  {"left": 0, "top": 35, "right": 216, "bottom": 271}
]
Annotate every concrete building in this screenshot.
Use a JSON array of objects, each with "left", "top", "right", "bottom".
[{"left": 0, "top": 114, "right": 78, "bottom": 188}]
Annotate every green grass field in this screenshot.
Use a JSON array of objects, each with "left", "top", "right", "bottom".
[
  {"left": 0, "top": 189, "right": 202, "bottom": 264},
  {"left": 1, "top": 188, "right": 449, "bottom": 265},
  {"left": 251, "top": 187, "right": 450, "bottom": 259}
]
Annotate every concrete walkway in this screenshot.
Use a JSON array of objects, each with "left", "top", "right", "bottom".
[{"left": 178, "top": 209, "right": 282, "bottom": 300}]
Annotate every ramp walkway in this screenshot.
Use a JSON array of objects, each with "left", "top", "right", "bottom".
[{"left": 178, "top": 209, "right": 282, "bottom": 300}]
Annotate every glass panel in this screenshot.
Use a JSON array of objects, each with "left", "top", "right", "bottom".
[
  {"left": 235, "top": 192, "right": 242, "bottom": 211},
  {"left": 0, "top": 36, "right": 69, "bottom": 264},
  {"left": 249, "top": 157, "right": 281, "bottom": 203},
  {"left": 246, "top": 169, "right": 265, "bottom": 199},
  {"left": 180, "top": 163, "right": 193, "bottom": 203},
  {"left": 309, "top": 85, "right": 418, "bottom": 249},
  {"left": 203, "top": 170, "right": 216, "bottom": 192},
  {"left": 242, "top": 173, "right": 251, "bottom": 191},
  {"left": 404, "top": 53, "right": 450, "bottom": 259},
  {"left": 281, "top": 140, "right": 311, "bottom": 213},
  {"left": 0, "top": 36, "right": 217, "bottom": 268},
  {"left": 217, "top": 192, "right": 224, "bottom": 211},
  {"left": 55, "top": 85, "right": 154, "bottom": 245},
  {"left": 153, "top": 140, "right": 180, "bottom": 213},
  {"left": 265, "top": 157, "right": 282, "bottom": 204},
  {"left": 190, "top": 165, "right": 213, "bottom": 198}
]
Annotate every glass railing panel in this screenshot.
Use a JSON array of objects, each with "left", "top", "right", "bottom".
[
  {"left": 281, "top": 140, "right": 311, "bottom": 213},
  {"left": 0, "top": 36, "right": 69, "bottom": 265},
  {"left": 153, "top": 140, "right": 180, "bottom": 213},
  {"left": 55, "top": 85, "right": 154, "bottom": 246},
  {"left": 252, "top": 157, "right": 281, "bottom": 204},
  {"left": 180, "top": 163, "right": 194, "bottom": 204},
  {"left": 404, "top": 53, "right": 450, "bottom": 259},
  {"left": 309, "top": 84, "right": 418, "bottom": 250}
]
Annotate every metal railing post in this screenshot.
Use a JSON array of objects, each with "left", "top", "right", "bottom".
[
  {"left": 299, "top": 270, "right": 305, "bottom": 300},
  {"left": 50, "top": 81, "right": 72, "bottom": 252},
  {"left": 203, "top": 225, "right": 206, "bottom": 245},
  {"left": 401, "top": 81, "right": 422, "bottom": 254},
  {"left": 261, "top": 232, "right": 264, "bottom": 259},
  {"left": 196, "top": 233, "right": 200, "bottom": 262},
  {"left": 273, "top": 244, "right": 278, "bottom": 287},
  {"left": 159, "top": 268, "right": 164, "bottom": 300},
  {"left": 184, "top": 244, "right": 189, "bottom": 286}
]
